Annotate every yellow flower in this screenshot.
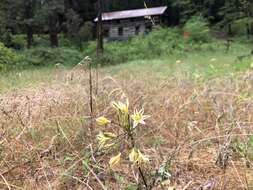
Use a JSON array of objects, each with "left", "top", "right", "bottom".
[
  {"left": 137, "top": 150, "right": 149, "bottom": 163},
  {"left": 109, "top": 152, "right": 121, "bottom": 169},
  {"left": 112, "top": 99, "right": 129, "bottom": 114},
  {"left": 97, "top": 132, "right": 116, "bottom": 150},
  {"left": 96, "top": 116, "right": 111, "bottom": 126},
  {"left": 112, "top": 99, "right": 131, "bottom": 129},
  {"left": 131, "top": 109, "right": 150, "bottom": 128},
  {"left": 129, "top": 148, "right": 139, "bottom": 163},
  {"left": 129, "top": 148, "right": 149, "bottom": 165}
]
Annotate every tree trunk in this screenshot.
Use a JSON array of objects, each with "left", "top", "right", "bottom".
[
  {"left": 228, "top": 23, "right": 232, "bottom": 36},
  {"left": 49, "top": 13, "right": 59, "bottom": 48},
  {"left": 25, "top": 0, "right": 34, "bottom": 48},
  {"left": 251, "top": 22, "right": 253, "bottom": 35},
  {"left": 26, "top": 27, "right": 33, "bottom": 48},
  {"left": 246, "top": 23, "right": 250, "bottom": 39}
]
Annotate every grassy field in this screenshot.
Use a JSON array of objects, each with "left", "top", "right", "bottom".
[
  {"left": 0, "top": 42, "right": 253, "bottom": 189},
  {"left": 1, "top": 42, "right": 252, "bottom": 94}
]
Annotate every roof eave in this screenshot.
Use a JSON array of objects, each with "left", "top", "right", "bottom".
[{"left": 94, "top": 6, "right": 167, "bottom": 22}]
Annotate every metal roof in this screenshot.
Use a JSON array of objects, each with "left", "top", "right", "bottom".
[{"left": 94, "top": 6, "right": 167, "bottom": 22}]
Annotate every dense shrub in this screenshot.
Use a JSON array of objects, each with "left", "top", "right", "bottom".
[
  {"left": 78, "top": 21, "right": 94, "bottom": 42},
  {"left": 183, "top": 16, "right": 210, "bottom": 43},
  {"left": 1, "top": 27, "right": 221, "bottom": 70},
  {"left": 231, "top": 18, "right": 250, "bottom": 36},
  {"left": 32, "top": 35, "right": 51, "bottom": 47},
  {"left": 0, "top": 42, "right": 22, "bottom": 71},
  {"left": 2, "top": 34, "right": 26, "bottom": 50},
  {"left": 21, "top": 47, "right": 84, "bottom": 66},
  {"left": 12, "top": 35, "right": 26, "bottom": 49},
  {"left": 0, "top": 29, "right": 13, "bottom": 47},
  {"left": 84, "top": 27, "right": 218, "bottom": 66}
]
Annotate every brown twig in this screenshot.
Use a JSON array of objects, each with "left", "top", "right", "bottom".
[{"left": 82, "top": 161, "right": 107, "bottom": 190}]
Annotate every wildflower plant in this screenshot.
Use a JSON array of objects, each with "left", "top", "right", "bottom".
[{"left": 96, "top": 99, "right": 150, "bottom": 188}]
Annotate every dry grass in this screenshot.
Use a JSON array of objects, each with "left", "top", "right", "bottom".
[{"left": 0, "top": 64, "right": 253, "bottom": 189}]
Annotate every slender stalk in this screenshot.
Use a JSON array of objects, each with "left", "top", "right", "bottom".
[
  {"left": 95, "top": 63, "right": 98, "bottom": 95},
  {"left": 138, "top": 167, "right": 149, "bottom": 190},
  {"left": 89, "top": 60, "right": 94, "bottom": 135},
  {"left": 128, "top": 129, "right": 149, "bottom": 190},
  {"left": 96, "top": 0, "right": 103, "bottom": 95},
  {"left": 129, "top": 131, "right": 135, "bottom": 148},
  {"left": 89, "top": 61, "right": 93, "bottom": 114}
]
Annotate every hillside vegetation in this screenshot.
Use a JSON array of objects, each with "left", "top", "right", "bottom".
[{"left": 0, "top": 18, "right": 252, "bottom": 71}]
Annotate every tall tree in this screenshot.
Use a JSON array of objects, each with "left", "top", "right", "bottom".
[
  {"left": 0, "top": 0, "right": 19, "bottom": 47},
  {"left": 218, "top": 0, "right": 245, "bottom": 35},
  {"left": 39, "top": 0, "right": 64, "bottom": 47},
  {"left": 23, "top": 0, "right": 36, "bottom": 48}
]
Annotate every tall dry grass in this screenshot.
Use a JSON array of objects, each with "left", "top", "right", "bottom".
[{"left": 0, "top": 65, "right": 253, "bottom": 189}]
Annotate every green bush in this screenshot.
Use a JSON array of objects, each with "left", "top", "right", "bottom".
[
  {"left": 183, "top": 16, "right": 210, "bottom": 43},
  {"left": 84, "top": 27, "right": 217, "bottom": 66},
  {"left": 1, "top": 27, "right": 223, "bottom": 70},
  {"left": 78, "top": 21, "right": 94, "bottom": 42},
  {"left": 12, "top": 35, "right": 26, "bottom": 49},
  {"left": 232, "top": 18, "right": 249, "bottom": 36},
  {"left": 0, "top": 41, "right": 85, "bottom": 71},
  {"left": 1, "top": 33, "right": 26, "bottom": 50},
  {"left": 0, "top": 42, "right": 22, "bottom": 71},
  {"left": 0, "top": 29, "right": 13, "bottom": 47},
  {"left": 21, "top": 47, "right": 84, "bottom": 66},
  {"left": 32, "top": 35, "right": 52, "bottom": 47}
]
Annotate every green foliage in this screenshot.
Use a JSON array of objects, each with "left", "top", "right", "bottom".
[
  {"left": 125, "top": 184, "right": 138, "bottom": 190},
  {"left": 0, "top": 42, "right": 22, "bottom": 71},
  {"left": 12, "top": 35, "right": 26, "bottom": 49},
  {"left": 0, "top": 29, "right": 13, "bottom": 47},
  {"left": 236, "top": 136, "right": 253, "bottom": 161},
  {"left": 85, "top": 27, "right": 216, "bottom": 66},
  {"left": 173, "top": 0, "right": 198, "bottom": 23},
  {"left": 217, "top": 0, "right": 253, "bottom": 36},
  {"left": 230, "top": 18, "right": 252, "bottom": 36},
  {"left": 183, "top": 16, "right": 210, "bottom": 43},
  {"left": 78, "top": 22, "right": 94, "bottom": 42},
  {"left": 21, "top": 47, "right": 83, "bottom": 66},
  {"left": 1, "top": 0, "right": 253, "bottom": 48},
  {"left": 32, "top": 35, "right": 51, "bottom": 47},
  {"left": 65, "top": 9, "right": 82, "bottom": 41},
  {"left": 1, "top": 39, "right": 251, "bottom": 93}
]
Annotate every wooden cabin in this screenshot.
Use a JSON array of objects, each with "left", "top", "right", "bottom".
[{"left": 94, "top": 6, "right": 167, "bottom": 41}]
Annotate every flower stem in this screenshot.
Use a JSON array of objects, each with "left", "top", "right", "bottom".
[
  {"left": 138, "top": 166, "right": 149, "bottom": 189},
  {"left": 128, "top": 130, "right": 149, "bottom": 189}
]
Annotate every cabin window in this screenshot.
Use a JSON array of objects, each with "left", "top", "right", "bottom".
[
  {"left": 118, "top": 27, "right": 123, "bottom": 36},
  {"left": 135, "top": 26, "right": 140, "bottom": 35},
  {"left": 104, "top": 29, "right": 109, "bottom": 37}
]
